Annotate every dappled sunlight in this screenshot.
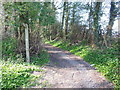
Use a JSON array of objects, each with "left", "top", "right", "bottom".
[
  {"left": 43, "top": 44, "right": 114, "bottom": 88},
  {"left": 47, "top": 40, "right": 118, "bottom": 88},
  {"left": 1, "top": 1, "right": 119, "bottom": 88},
  {"left": 48, "top": 50, "right": 62, "bottom": 54}
]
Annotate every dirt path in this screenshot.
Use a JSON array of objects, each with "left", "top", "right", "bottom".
[{"left": 42, "top": 44, "right": 114, "bottom": 88}]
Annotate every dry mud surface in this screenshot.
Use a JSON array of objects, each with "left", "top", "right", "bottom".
[{"left": 41, "top": 44, "right": 114, "bottom": 88}]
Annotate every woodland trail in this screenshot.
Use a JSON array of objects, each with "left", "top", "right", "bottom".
[{"left": 41, "top": 44, "right": 114, "bottom": 88}]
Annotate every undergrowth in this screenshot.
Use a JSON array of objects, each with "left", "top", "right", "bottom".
[
  {"left": 1, "top": 37, "right": 49, "bottom": 88},
  {"left": 1, "top": 60, "right": 43, "bottom": 88},
  {"left": 46, "top": 40, "right": 119, "bottom": 88}
]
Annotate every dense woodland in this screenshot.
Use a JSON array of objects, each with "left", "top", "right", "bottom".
[{"left": 0, "top": 1, "right": 119, "bottom": 88}]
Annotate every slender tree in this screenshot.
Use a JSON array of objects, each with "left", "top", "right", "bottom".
[
  {"left": 88, "top": 2, "right": 93, "bottom": 30},
  {"left": 64, "top": 2, "right": 69, "bottom": 40},
  {"left": 71, "top": 2, "right": 76, "bottom": 24},
  {"left": 61, "top": 1, "right": 66, "bottom": 30}
]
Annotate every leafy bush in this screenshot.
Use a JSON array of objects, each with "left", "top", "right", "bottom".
[{"left": 46, "top": 40, "right": 119, "bottom": 88}]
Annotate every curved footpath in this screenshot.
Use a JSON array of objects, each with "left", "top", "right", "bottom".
[{"left": 41, "top": 44, "right": 114, "bottom": 88}]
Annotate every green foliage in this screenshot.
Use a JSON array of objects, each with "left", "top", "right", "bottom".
[
  {"left": 31, "top": 50, "right": 50, "bottom": 66},
  {"left": 40, "top": 2, "right": 56, "bottom": 26},
  {"left": 2, "top": 37, "right": 24, "bottom": 63},
  {"left": 1, "top": 60, "right": 43, "bottom": 88},
  {"left": 4, "top": 2, "right": 56, "bottom": 28},
  {"left": 46, "top": 40, "right": 119, "bottom": 88},
  {"left": 83, "top": 48, "right": 119, "bottom": 88},
  {"left": 2, "top": 37, "right": 18, "bottom": 61},
  {"left": 1, "top": 37, "right": 50, "bottom": 88}
]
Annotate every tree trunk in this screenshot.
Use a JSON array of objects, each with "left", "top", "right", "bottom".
[
  {"left": 72, "top": 3, "right": 75, "bottom": 24},
  {"left": 107, "top": 2, "right": 116, "bottom": 37},
  {"left": 61, "top": 2, "right": 66, "bottom": 30},
  {"left": 64, "top": 2, "right": 69, "bottom": 40},
  {"left": 107, "top": 1, "right": 117, "bottom": 46},
  {"left": 93, "top": 2, "right": 102, "bottom": 46},
  {"left": 88, "top": 2, "right": 93, "bottom": 30},
  {"left": 49, "top": 25, "right": 52, "bottom": 41},
  {"left": 87, "top": 2, "right": 94, "bottom": 44},
  {"left": 25, "top": 24, "right": 30, "bottom": 63}
]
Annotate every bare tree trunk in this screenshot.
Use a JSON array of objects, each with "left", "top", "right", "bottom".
[
  {"left": 62, "top": 2, "right": 66, "bottom": 30},
  {"left": 25, "top": 24, "right": 30, "bottom": 63}
]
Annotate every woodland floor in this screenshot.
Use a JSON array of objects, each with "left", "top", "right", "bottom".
[{"left": 35, "top": 44, "right": 114, "bottom": 88}]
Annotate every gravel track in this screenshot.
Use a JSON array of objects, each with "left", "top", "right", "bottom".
[{"left": 42, "top": 44, "right": 114, "bottom": 88}]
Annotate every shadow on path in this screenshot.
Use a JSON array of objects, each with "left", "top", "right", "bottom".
[{"left": 42, "top": 44, "right": 114, "bottom": 88}]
